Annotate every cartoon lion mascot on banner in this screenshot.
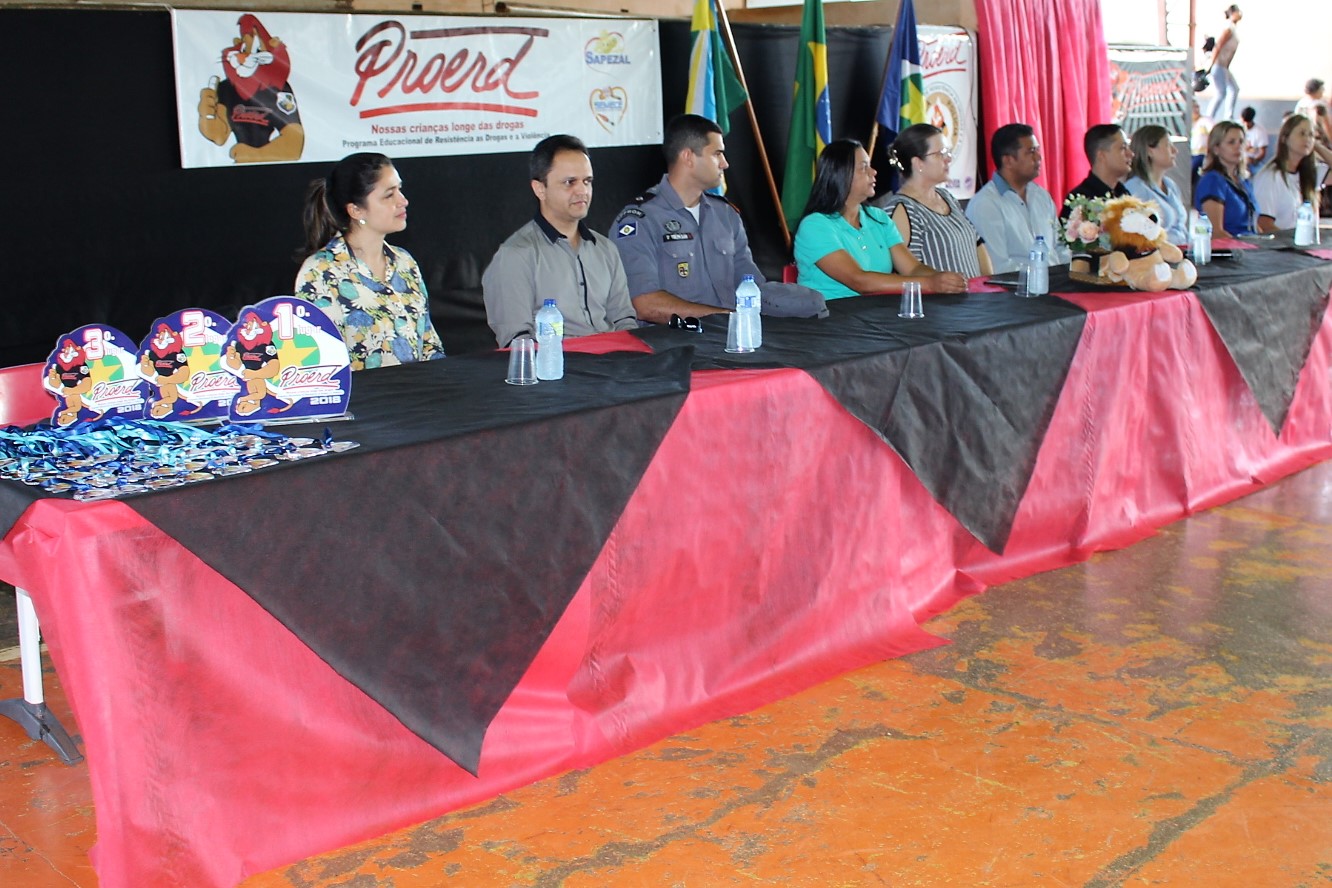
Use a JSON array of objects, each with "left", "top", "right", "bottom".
[{"left": 198, "top": 14, "right": 304, "bottom": 163}]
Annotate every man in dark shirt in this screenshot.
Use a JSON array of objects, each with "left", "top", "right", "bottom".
[{"left": 1062, "top": 124, "right": 1132, "bottom": 219}]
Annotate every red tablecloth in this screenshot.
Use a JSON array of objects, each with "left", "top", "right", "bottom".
[{"left": 2, "top": 283, "right": 1330, "bottom": 887}]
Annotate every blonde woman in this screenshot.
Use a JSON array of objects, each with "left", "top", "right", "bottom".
[
  {"left": 1194, "top": 121, "right": 1257, "bottom": 237},
  {"left": 1124, "top": 125, "right": 1189, "bottom": 244}
]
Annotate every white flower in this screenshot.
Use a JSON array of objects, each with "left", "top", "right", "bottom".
[{"left": 350, "top": 292, "right": 382, "bottom": 312}]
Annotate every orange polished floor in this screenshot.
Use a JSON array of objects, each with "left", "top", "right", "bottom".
[{"left": 4, "top": 461, "right": 1332, "bottom": 887}]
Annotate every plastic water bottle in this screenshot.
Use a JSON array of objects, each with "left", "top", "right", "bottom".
[
  {"left": 725, "top": 274, "right": 762, "bottom": 354},
  {"left": 736, "top": 274, "right": 762, "bottom": 349},
  {"left": 1026, "top": 236, "right": 1049, "bottom": 296},
  {"left": 1294, "top": 201, "right": 1319, "bottom": 246},
  {"left": 1192, "top": 212, "right": 1213, "bottom": 265},
  {"left": 534, "top": 299, "right": 564, "bottom": 380}
]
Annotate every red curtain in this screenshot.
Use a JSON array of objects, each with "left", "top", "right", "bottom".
[{"left": 973, "top": 0, "right": 1113, "bottom": 210}]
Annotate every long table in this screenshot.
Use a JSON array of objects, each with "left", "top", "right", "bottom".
[{"left": 2, "top": 248, "right": 1330, "bottom": 888}]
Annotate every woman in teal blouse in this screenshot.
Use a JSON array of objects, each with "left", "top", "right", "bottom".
[{"left": 793, "top": 140, "right": 968, "bottom": 300}]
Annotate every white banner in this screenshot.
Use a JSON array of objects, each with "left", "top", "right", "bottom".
[
  {"left": 171, "top": 10, "right": 663, "bottom": 168},
  {"left": 919, "top": 26, "right": 979, "bottom": 199}
]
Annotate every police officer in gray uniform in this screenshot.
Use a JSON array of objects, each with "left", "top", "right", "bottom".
[{"left": 610, "top": 114, "right": 825, "bottom": 323}]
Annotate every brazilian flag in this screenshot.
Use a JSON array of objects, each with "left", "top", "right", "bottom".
[{"left": 781, "top": 0, "right": 831, "bottom": 226}]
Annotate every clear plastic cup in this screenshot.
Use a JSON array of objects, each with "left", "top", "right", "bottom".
[
  {"left": 1015, "top": 265, "right": 1031, "bottom": 297},
  {"left": 505, "top": 336, "right": 539, "bottom": 385},
  {"left": 898, "top": 281, "right": 924, "bottom": 319}
]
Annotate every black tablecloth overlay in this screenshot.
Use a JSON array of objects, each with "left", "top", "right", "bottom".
[
  {"left": 1189, "top": 251, "right": 1332, "bottom": 434},
  {"left": 1235, "top": 229, "right": 1328, "bottom": 254},
  {"left": 0, "top": 474, "right": 34, "bottom": 543},
  {"left": 987, "top": 266, "right": 1151, "bottom": 294},
  {"left": 5, "top": 350, "right": 691, "bottom": 775},
  {"left": 991, "top": 253, "right": 1332, "bottom": 435},
  {"left": 635, "top": 293, "right": 1088, "bottom": 553}
]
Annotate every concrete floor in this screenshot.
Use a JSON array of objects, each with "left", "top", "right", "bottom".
[{"left": 3, "top": 460, "right": 1331, "bottom": 887}]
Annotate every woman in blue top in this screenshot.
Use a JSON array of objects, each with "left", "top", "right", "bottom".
[
  {"left": 794, "top": 140, "right": 968, "bottom": 300},
  {"left": 1125, "top": 125, "right": 1189, "bottom": 245},
  {"left": 1194, "top": 121, "right": 1258, "bottom": 237}
]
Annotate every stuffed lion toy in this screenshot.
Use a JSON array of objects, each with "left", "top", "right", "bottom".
[{"left": 1096, "top": 196, "right": 1197, "bottom": 291}]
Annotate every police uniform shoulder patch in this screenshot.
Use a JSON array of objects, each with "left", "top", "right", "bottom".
[
  {"left": 615, "top": 188, "right": 662, "bottom": 231},
  {"left": 703, "top": 192, "right": 741, "bottom": 214}
]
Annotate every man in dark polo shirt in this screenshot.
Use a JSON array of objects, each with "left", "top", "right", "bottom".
[{"left": 1062, "top": 124, "right": 1133, "bottom": 219}]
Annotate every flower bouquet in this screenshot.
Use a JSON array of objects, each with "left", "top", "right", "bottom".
[
  {"left": 1062, "top": 195, "right": 1112, "bottom": 254},
  {"left": 1062, "top": 195, "right": 1115, "bottom": 278}
]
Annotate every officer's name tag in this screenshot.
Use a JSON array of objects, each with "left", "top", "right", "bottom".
[{"left": 663, "top": 232, "right": 695, "bottom": 241}]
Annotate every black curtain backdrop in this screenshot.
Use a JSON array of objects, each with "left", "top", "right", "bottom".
[{"left": 3, "top": 8, "right": 894, "bottom": 365}]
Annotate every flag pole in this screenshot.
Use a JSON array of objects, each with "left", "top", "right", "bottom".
[
  {"left": 713, "top": 0, "right": 792, "bottom": 249},
  {"left": 868, "top": 0, "right": 901, "bottom": 158},
  {"left": 868, "top": 55, "right": 892, "bottom": 157}
]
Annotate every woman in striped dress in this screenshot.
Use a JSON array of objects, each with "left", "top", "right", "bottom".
[{"left": 875, "top": 124, "right": 992, "bottom": 279}]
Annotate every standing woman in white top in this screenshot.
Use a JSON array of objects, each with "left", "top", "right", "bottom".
[
  {"left": 1124, "top": 125, "right": 1189, "bottom": 245},
  {"left": 1206, "top": 5, "right": 1242, "bottom": 123},
  {"left": 1253, "top": 114, "right": 1332, "bottom": 231}
]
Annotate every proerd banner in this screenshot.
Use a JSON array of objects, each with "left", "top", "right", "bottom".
[{"left": 171, "top": 10, "right": 663, "bottom": 168}]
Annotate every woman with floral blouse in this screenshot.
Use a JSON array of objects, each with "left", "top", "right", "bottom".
[{"left": 295, "top": 153, "right": 444, "bottom": 369}]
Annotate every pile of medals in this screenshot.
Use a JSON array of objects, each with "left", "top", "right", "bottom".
[{"left": 0, "top": 416, "right": 359, "bottom": 502}]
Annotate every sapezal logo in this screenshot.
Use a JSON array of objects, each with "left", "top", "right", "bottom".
[{"left": 584, "top": 31, "right": 631, "bottom": 71}]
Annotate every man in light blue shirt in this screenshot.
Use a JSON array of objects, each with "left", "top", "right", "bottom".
[{"left": 965, "top": 123, "right": 1071, "bottom": 274}]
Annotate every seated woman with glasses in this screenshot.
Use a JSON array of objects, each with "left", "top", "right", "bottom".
[
  {"left": 793, "top": 139, "right": 969, "bottom": 300},
  {"left": 873, "top": 124, "right": 992, "bottom": 279}
]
